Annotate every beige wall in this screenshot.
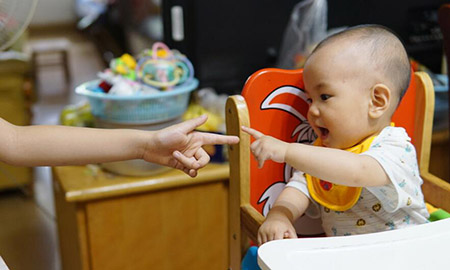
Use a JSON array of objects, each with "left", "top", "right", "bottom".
[{"left": 30, "top": 0, "right": 77, "bottom": 26}]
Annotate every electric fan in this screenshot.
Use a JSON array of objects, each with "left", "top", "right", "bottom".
[{"left": 0, "top": 0, "right": 38, "bottom": 51}]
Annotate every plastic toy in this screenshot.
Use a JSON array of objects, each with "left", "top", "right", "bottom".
[
  {"left": 98, "top": 81, "right": 112, "bottom": 93},
  {"left": 427, "top": 203, "right": 450, "bottom": 221},
  {"left": 110, "top": 53, "right": 137, "bottom": 81},
  {"left": 93, "top": 69, "right": 140, "bottom": 96},
  {"left": 88, "top": 42, "right": 194, "bottom": 96},
  {"left": 136, "top": 42, "right": 194, "bottom": 89}
]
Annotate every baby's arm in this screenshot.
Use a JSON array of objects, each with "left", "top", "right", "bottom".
[
  {"left": 284, "top": 143, "right": 389, "bottom": 187},
  {"left": 242, "top": 126, "right": 389, "bottom": 187},
  {"left": 0, "top": 116, "right": 239, "bottom": 177},
  {"left": 258, "top": 187, "right": 310, "bottom": 245}
]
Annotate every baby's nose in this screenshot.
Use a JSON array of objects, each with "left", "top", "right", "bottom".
[{"left": 308, "top": 104, "right": 320, "bottom": 117}]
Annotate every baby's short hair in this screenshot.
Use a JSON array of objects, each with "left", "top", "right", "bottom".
[{"left": 311, "top": 24, "right": 411, "bottom": 104}]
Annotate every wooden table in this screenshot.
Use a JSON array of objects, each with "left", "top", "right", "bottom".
[{"left": 52, "top": 163, "right": 229, "bottom": 270}]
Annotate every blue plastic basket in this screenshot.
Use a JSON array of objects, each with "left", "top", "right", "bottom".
[{"left": 75, "top": 79, "right": 198, "bottom": 124}]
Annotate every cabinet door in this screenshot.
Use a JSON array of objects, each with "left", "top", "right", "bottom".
[{"left": 85, "top": 181, "right": 229, "bottom": 270}]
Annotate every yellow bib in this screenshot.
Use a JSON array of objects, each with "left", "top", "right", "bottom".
[{"left": 305, "top": 136, "right": 376, "bottom": 211}]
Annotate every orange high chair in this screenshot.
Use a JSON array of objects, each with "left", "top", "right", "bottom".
[{"left": 226, "top": 68, "right": 450, "bottom": 270}]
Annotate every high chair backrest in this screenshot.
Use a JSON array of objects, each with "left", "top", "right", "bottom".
[
  {"left": 230, "top": 68, "right": 422, "bottom": 215},
  {"left": 226, "top": 68, "right": 450, "bottom": 270}
]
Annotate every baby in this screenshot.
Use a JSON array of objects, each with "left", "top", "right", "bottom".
[
  {"left": 0, "top": 114, "right": 239, "bottom": 177},
  {"left": 243, "top": 24, "right": 429, "bottom": 245}
]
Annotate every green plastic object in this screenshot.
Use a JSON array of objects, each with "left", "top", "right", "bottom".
[{"left": 429, "top": 209, "right": 450, "bottom": 222}]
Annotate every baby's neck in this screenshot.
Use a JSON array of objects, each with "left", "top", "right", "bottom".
[{"left": 343, "top": 122, "right": 392, "bottom": 150}]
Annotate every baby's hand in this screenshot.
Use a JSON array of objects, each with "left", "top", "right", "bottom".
[
  {"left": 241, "top": 126, "right": 289, "bottom": 168},
  {"left": 257, "top": 213, "right": 297, "bottom": 246}
]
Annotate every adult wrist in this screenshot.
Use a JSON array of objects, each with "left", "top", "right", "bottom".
[{"left": 136, "top": 129, "right": 155, "bottom": 160}]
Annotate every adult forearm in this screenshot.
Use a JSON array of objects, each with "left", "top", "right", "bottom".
[
  {"left": 284, "top": 143, "right": 389, "bottom": 187},
  {"left": 8, "top": 125, "right": 150, "bottom": 166}
]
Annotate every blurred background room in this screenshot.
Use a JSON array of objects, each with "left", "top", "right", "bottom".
[{"left": 0, "top": 0, "right": 449, "bottom": 269}]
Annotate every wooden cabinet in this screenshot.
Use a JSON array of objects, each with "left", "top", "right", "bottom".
[{"left": 53, "top": 164, "right": 229, "bottom": 270}]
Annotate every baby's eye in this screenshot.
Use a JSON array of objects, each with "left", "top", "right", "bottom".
[
  {"left": 320, "top": 94, "right": 331, "bottom": 101},
  {"left": 306, "top": 98, "right": 312, "bottom": 104}
]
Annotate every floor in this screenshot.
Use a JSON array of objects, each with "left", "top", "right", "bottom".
[{"left": 0, "top": 26, "right": 104, "bottom": 270}]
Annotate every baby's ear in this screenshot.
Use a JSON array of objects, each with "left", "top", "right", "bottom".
[{"left": 368, "top": 83, "right": 391, "bottom": 119}]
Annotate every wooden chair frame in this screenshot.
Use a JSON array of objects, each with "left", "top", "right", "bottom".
[{"left": 226, "top": 70, "right": 450, "bottom": 270}]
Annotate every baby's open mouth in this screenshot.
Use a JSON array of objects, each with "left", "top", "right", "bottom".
[{"left": 319, "top": 127, "right": 329, "bottom": 138}]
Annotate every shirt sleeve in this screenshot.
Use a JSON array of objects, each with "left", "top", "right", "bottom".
[
  {"left": 360, "top": 127, "right": 426, "bottom": 213},
  {"left": 286, "top": 170, "right": 321, "bottom": 218}
]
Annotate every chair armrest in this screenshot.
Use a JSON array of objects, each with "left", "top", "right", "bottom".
[
  {"left": 241, "top": 203, "right": 265, "bottom": 244},
  {"left": 421, "top": 171, "right": 450, "bottom": 212}
]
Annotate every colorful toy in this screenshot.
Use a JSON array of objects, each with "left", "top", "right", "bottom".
[
  {"left": 110, "top": 53, "right": 137, "bottom": 81},
  {"left": 94, "top": 69, "right": 141, "bottom": 96},
  {"left": 98, "top": 81, "right": 112, "bottom": 93},
  {"left": 89, "top": 42, "right": 194, "bottom": 96},
  {"left": 136, "top": 42, "right": 194, "bottom": 90}
]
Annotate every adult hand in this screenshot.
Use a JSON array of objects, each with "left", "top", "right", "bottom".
[{"left": 145, "top": 115, "right": 239, "bottom": 177}]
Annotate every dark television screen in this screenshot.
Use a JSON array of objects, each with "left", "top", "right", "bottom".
[
  {"left": 162, "top": 0, "right": 300, "bottom": 94},
  {"left": 162, "top": 0, "right": 448, "bottom": 94}
]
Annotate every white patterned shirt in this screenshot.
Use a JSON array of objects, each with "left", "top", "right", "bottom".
[{"left": 286, "top": 126, "right": 430, "bottom": 236}]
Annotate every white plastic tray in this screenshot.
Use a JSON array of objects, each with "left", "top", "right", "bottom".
[{"left": 258, "top": 218, "right": 450, "bottom": 270}]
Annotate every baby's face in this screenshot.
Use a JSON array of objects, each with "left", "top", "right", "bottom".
[{"left": 303, "top": 44, "right": 376, "bottom": 149}]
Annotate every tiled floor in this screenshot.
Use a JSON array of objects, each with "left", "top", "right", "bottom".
[{"left": 0, "top": 26, "right": 104, "bottom": 270}]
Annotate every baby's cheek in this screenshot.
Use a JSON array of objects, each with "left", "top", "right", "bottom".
[{"left": 306, "top": 109, "right": 312, "bottom": 119}]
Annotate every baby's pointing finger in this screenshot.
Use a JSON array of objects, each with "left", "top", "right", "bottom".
[{"left": 241, "top": 126, "right": 264, "bottom": 139}]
